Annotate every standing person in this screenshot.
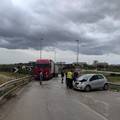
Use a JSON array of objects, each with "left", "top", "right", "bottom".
[
  {"left": 61, "top": 70, "right": 64, "bottom": 83},
  {"left": 65, "top": 71, "right": 69, "bottom": 89},
  {"left": 67, "top": 70, "right": 73, "bottom": 89},
  {"left": 39, "top": 70, "right": 43, "bottom": 85},
  {"left": 73, "top": 70, "right": 78, "bottom": 82}
]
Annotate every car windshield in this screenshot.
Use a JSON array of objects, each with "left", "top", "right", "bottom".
[{"left": 77, "top": 74, "right": 92, "bottom": 81}]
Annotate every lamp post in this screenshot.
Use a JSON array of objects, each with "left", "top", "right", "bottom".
[
  {"left": 40, "top": 38, "right": 43, "bottom": 59},
  {"left": 54, "top": 51, "right": 57, "bottom": 63},
  {"left": 76, "top": 40, "right": 79, "bottom": 68}
]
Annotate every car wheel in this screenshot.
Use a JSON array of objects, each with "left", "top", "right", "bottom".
[
  {"left": 103, "top": 84, "right": 108, "bottom": 90},
  {"left": 84, "top": 85, "right": 91, "bottom": 92}
]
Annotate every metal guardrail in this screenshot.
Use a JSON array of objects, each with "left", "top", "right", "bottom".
[
  {"left": 108, "top": 82, "right": 120, "bottom": 87},
  {"left": 82, "top": 69, "right": 120, "bottom": 74},
  {"left": 0, "top": 76, "right": 33, "bottom": 100},
  {"left": 108, "top": 82, "right": 120, "bottom": 91}
]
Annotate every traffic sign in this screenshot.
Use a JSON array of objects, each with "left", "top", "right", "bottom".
[
  {"left": 14, "top": 67, "right": 19, "bottom": 73},
  {"left": 22, "top": 66, "right": 26, "bottom": 69},
  {"left": 26, "top": 66, "right": 33, "bottom": 71},
  {"left": 29, "top": 67, "right": 32, "bottom": 71}
]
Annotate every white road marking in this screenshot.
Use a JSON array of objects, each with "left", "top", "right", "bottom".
[
  {"left": 74, "top": 98, "right": 108, "bottom": 120},
  {"left": 95, "top": 100, "right": 109, "bottom": 106}
]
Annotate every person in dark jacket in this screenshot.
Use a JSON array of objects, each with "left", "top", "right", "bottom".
[
  {"left": 39, "top": 70, "right": 43, "bottom": 85},
  {"left": 73, "top": 70, "right": 78, "bottom": 82},
  {"left": 61, "top": 70, "right": 64, "bottom": 83}
]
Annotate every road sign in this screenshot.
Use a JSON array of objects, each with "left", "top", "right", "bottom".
[
  {"left": 26, "top": 66, "right": 33, "bottom": 71},
  {"left": 29, "top": 67, "right": 32, "bottom": 71},
  {"left": 14, "top": 67, "right": 19, "bottom": 73},
  {"left": 22, "top": 66, "right": 26, "bottom": 69}
]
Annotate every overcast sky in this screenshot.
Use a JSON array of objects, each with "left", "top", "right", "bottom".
[{"left": 0, "top": 0, "right": 120, "bottom": 64}]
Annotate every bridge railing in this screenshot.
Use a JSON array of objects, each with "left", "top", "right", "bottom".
[{"left": 0, "top": 76, "right": 33, "bottom": 100}]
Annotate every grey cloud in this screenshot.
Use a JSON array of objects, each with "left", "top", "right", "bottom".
[
  {"left": 91, "top": 0, "right": 120, "bottom": 19},
  {"left": 0, "top": 0, "right": 120, "bottom": 56},
  {"left": 62, "top": 9, "right": 105, "bottom": 24}
]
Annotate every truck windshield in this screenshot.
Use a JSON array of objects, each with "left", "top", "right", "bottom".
[{"left": 34, "top": 63, "right": 49, "bottom": 68}]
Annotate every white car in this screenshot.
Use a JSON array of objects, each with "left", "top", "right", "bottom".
[{"left": 73, "top": 74, "right": 108, "bottom": 92}]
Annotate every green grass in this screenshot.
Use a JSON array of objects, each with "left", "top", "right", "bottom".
[
  {"left": 0, "top": 85, "right": 15, "bottom": 96},
  {"left": 106, "top": 76, "right": 120, "bottom": 83},
  {"left": 0, "top": 78, "right": 8, "bottom": 85},
  {"left": 0, "top": 80, "right": 27, "bottom": 97},
  {"left": 109, "top": 86, "right": 120, "bottom": 92}
]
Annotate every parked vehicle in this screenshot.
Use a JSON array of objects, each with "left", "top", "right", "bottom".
[
  {"left": 73, "top": 74, "right": 108, "bottom": 91},
  {"left": 34, "top": 59, "right": 58, "bottom": 80},
  {"left": 54, "top": 64, "right": 59, "bottom": 77}
]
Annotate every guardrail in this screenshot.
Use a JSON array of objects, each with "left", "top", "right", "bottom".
[
  {"left": 108, "top": 82, "right": 120, "bottom": 86},
  {"left": 0, "top": 76, "right": 33, "bottom": 101},
  {"left": 108, "top": 82, "right": 120, "bottom": 91}
]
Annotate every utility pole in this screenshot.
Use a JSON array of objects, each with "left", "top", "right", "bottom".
[
  {"left": 54, "top": 51, "right": 57, "bottom": 63},
  {"left": 40, "top": 38, "right": 43, "bottom": 59},
  {"left": 76, "top": 40, "right": 79, "bottom": 68}
]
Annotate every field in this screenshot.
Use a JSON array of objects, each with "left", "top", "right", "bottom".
[{"left": 0, "top": 72, "right": 27, "bottom": 85}]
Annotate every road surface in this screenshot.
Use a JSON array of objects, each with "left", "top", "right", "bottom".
[{"left": 0, "top": 76, "right": 120, "bottom": 120}]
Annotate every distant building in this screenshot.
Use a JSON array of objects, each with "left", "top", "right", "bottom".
[
  {"left": 72, "top": 62, "right": 87, "bottom": 66},
  {"left": 28, "top": 61, "right": 35, "bottom": 66},
  {"left": 110, "top": 64, "right": 120, "bottom": 66},
  {"left": 56, "top": 62, "right": 66, "bottom": 72},
  {"left": 97, "top": 62, "right": 108, "bottom": 66},
  {"left": 56, "top": 62, "right": 65, "bottom": 65},
  {"left": 93, "top": 60, "right": 109, "bottom": 66},
  {"left": 93, "top": 60, "right": 98, "bottom": 66}
]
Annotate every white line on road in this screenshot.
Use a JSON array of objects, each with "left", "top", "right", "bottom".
[
  {"left": 95, "top": 100, "right": 109, "bottom": 106},
  {"left": 74, "top": 98, "right": 108, "bottom": 120}
]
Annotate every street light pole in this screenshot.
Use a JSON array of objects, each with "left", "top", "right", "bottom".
[
  {"left": 54, "top": 51, "right": 57, "bottom": 63},
  {"left": 40, "top": 38, "right": 43, "bottom": 59},
  {"left": 76, "top": 40, "right": 79, "bottom": 67}
]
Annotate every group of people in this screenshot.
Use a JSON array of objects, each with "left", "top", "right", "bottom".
[
  {"left": 61, "top": 70, "right": 78, "bottom": 89},
  {"left": 39, "top": 69, "right": 78, "bottom": 87}
]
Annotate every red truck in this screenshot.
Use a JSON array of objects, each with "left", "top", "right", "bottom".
[{"left": 34, "top": 59, "right": 58, "bottom": 80}]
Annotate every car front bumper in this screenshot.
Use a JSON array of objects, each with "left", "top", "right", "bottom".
[{"left": 73, "top": 83, "right": 85, "bottom": 90}]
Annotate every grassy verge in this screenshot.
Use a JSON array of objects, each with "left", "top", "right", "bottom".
[
  {"left": 0, "top": 86, "right": 15, "bottom": 97},
  {"left": 0, "top": 79, "right": 29, "bottom": 98},
  {"left": 0, "top": 77, "right": 9, "bottom": 85},
  {"left": 106, "top": 76, "right": 120, "bottom": 83},
  {"left": 0, "top": 72, "right": 28, "bottom": 85},
  {"left": 109, "top": 85, "right": 120, "bottom": 92}
]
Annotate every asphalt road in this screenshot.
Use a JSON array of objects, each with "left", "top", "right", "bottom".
[{"left": 0, "top": 76, "right": 120, "bottom": 120}]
